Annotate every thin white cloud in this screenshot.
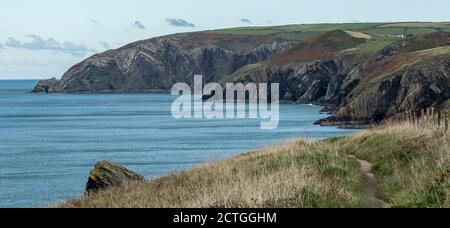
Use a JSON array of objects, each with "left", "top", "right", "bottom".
[
  {"left": 133, "top": 21, "right": 146, "bottom": 30},
  {"left": 4, "top": 35, "right": 95, "bottom": 57},
  {"left": 86, "top": 18, "right": 101, "bottom": 29},
  {"left": 86, "top": 18, "right": 100, "bottom": 25},
  {"left": 241, "top": 18, "right": 252, "bottom": 24},
  {"left": 166, "top": 18, "right": 195, "bottom": 28}
]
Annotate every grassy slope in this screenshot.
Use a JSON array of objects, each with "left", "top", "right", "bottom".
[
  {"left": 219, "top": 29, "right": 450, "bottom": 100},
  {"left": 339, "top": 123, "right": 450, "bottom": 207},
  {"left": 62, "top": 123, "right": 449, "bottom": 208},
  {"left": 220, "top": 30, "right": 372, "bottom": 83},
  {"left": 208, "top": 23, "right": 449, "bottom": 78},
  {"left": 353, "top": 36, "right": 399, "bottom": 54}
]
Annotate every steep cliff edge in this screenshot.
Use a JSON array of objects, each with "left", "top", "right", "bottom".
[
  {"left": 33, "top": 32, "right": 292, "bottom": 93},
  {"left": 221, "top": 31, "right": 450, "bottom": 126},
  {"left": 33, "top": 23, "right": 450, "bottom": 125},
  {"left": 333, "top": 49, "right": 450, "bottom": 123}
]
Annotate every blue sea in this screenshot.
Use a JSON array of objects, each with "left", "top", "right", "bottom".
[{"left": 0, "top": 80, "right": 358, "bottom": 208}]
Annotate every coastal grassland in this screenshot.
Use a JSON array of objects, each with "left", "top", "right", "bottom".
[
  {"left": 210, "top": 23, "right": 382, "bottom": 35},
  {"left": 209, "top": 23, "right": 450, "bottom": 41},
  {"left": 336, "top": 122, "right": 450, "bottom": 207},
  {"left": 353, "top": 36, "right": 399, "bottom": 54},
  {"left": 61, "top": 122, "right": 449, "bottom": 208},
  {"left": 405, "top": 28, "right": 440, "bottom": 35},
  {"left": 209, "top": 23, "right": 383, "bottom": 41},
  {"left": 62, "top": 140, "right": 367, "bottom": 208},
  {"left": 361, "top": 27, "right": 407, "bottom": 36},
  {"left": 275, "top": 31, "right": 320, "bottom": 41}
]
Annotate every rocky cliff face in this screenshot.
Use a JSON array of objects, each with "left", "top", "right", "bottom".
[
  {"left": 225, "top": 56, "right": 361, "bottom": 105},
  {"left": 33, "top": 29, "right": 450, "bottom": 126},
  {"left": 221, "top": 31, "right": 450, "bottom": 126},
  {"left": 33, "top": 33, "right": 292, "bottom": 93},
  {"left": 333, "top": 53, "right": 450, "bottom": 123}
]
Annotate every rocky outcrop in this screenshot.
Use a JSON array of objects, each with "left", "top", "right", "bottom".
[
  {"left": 86, "top": 161, "right": 144, "bottom": 193},
  {"left": 333, "top": 53, "right": 450, "bottom": 123},
  {"left": 33, "top": 33, "right": 292, "bottom": 93},
  {"left": 221, "top": 54, "right": 366, "bottom": 106},
  {"left": 32, "top": 78, "right": 59, "bottom": 93}
]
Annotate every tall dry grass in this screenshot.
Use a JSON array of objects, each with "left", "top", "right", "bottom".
[
  {"left": 62, "top": 139, "right": 366, "bottom": 208},
  {"left": 61, "top": 118, "right": 449, "bottom": 208},
  {"left": 346, "top": 120, "right": 450, "bottom": 207}
]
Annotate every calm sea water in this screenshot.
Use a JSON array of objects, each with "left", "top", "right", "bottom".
[{"left": 0, "top": 80, "right": 358, "bottom": 208}]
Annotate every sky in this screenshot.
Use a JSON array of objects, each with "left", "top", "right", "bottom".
[{"left": 0, "top": 0, "right": 449, "bottom": 79}]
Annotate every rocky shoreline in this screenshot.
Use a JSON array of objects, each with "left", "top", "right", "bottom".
[
  {"left": 314, "top": 117, "right": 371, "bottom": 129},
  {"left": 33, "top": 26, "right": 450, "bottom": 127}
]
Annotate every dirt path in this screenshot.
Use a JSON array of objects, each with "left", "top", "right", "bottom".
[{"left": 350, "top": 155, "right": 390, "bottom": 208}]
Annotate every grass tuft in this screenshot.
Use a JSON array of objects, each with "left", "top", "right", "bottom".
[{"left": 60, "top": 122, "right": 449, "bottom": 208}]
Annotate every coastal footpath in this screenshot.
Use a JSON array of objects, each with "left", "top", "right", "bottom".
[{"left": 61, "top": 119, "right": 449, "bottom": 208}]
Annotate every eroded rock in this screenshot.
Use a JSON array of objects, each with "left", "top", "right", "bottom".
[
  {"left": 86, "top": 161, "right": 144, "bottom": 193},
  {"left": 31, "top": 78, "right": 59, "bottom": 93}
]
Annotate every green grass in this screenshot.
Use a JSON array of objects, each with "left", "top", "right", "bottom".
[
  {"left": 208, "top": 23, "right": 384, "bottom": 42},
  {"left": 353, "top": 36, "right": 399, "bottom": 54},
  {"left": 362, "top": 27, "right": 407, "bottom": 36},
  {"left": 208, "top": 23, "right": 450, "bottom": 49},
  {"left": 275, "top": 31, "right": 320, "bottom": 41},
  {"left": 270, "top": 23, "right": 383, "bottom": 32},
  {"left": 336, "top": 124, "right": 450, "bottom": 207},
  {"left": 61, "top": 122, "right": 449, "bottom": 208},
  {"left": 209, "top": 23, "right": 450, "bottom": 39},
  {"left": 211, "top": 23, "right": 383, "bottom": 35},
  {"left": 210, "top": 27, "right": 283, "bottom": 36},
  {"left": 362, "top": 26, "right": 449, "bottom": 36},
  {"left": 406, "top": 28, "right": 440, "bottom": 35}
]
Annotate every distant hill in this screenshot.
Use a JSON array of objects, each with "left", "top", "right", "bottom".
[{"left": 33, "top": 22, "right": 450, "bottom": 125}]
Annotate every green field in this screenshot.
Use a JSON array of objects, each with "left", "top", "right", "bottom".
[
  {"left": 275, "top": 31, "right": 320, "bottom": 41},
  {"left": 210, "top": 22, "right": 450, "bottom": 42},
  {"left": 406, "top": 28, "right": 440, "bottom": 35},
  {"left": 353, "top": 36, "right": 400, "bottom": 54}
]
